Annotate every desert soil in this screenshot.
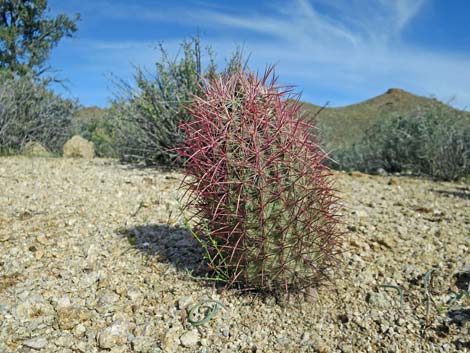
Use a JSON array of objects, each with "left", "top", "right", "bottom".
[{"left": 0, "top": 157, "right": 469, "bottom": 353}]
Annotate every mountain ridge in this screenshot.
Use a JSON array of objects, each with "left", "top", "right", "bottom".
[{"left": 300, "top": 88, "right": 468, "bottom": 148}]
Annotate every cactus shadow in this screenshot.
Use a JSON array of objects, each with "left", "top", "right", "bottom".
[{"left": 117, "top": 224, "right": 207, "bottom": 276}]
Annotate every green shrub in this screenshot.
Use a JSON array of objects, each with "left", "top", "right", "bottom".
[
  {"left": 110, "top": 37, "right": 246, "bottom": 166},
  {"left": 329, "top": 106, "right": 470, "bottom": 180},
  {"left": 0, "top": 74, "right": 78, "bottom": 155}
]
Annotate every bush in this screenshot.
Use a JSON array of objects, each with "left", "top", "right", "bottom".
[
  {"left": 329, "top": 107, "right": 470, "bottom": 181},
  {"left": 0, "top": 74, "right": 78, "bottom": 155},
  {"left": 110, "top": 37, "right": 246, "bottom": 166},
  {"left": 178, "top": 68, "right": 342, "bottom": 295}
]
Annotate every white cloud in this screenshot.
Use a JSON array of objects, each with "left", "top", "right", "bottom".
[{"left": 392, "top": 0, "right": 426, "bottom": 31}]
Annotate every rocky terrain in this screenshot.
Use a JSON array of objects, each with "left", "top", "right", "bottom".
[{"left": 0, "top": 157, "right": 469, "bottom": 353}]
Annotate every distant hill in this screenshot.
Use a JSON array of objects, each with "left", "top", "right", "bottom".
[{"left": 301, "top": 88, "right": 467, "bottom": 149}]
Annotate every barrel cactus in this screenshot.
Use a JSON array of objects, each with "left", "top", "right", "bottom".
[{"left": 178, "top": 68, "right": 341, "bottom": 295}]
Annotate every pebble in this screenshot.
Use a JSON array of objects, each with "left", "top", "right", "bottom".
[
  {"left": 177, "top": 296, "right": 193, "bottom": 309},
  {"left": 73, "top": 324, "right": 87, "bottom": 337},
  {"left": 180, "top": 330, "right": 200, "bottom": 347},
  {"left": 97, "top": 321, "right": 129, "bottom": 349},
  {"left": 58, "top": 305, "right": 92, "bottom": 330},
  {"left": 22, "top": 337, "right": 47, "bottom": 350},
  {"left": 131, "top": 335, "right": 156, "bottom": 353}
]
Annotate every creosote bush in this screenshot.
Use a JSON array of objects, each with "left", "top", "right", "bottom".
[
  {"left": 178, "top": 68, "right": 342, "bottom": 295},
  {"left": 0, "top": 74, "right": 77, "bottom": 155},
  {"left": 111, "top": 37, "right": 246, "bottom": 166},
  {"left": 329, "top": 107, "right": 470, "bottom": 181}
]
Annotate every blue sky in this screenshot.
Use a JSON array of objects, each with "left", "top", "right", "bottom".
[{"left": 48, "top": 0, "right": 470, "bottom": 109}]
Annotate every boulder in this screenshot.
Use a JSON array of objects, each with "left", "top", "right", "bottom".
[
  {"left": 63, "top": 135, "right": 94, "bottom": 159},
  {"left": 22, "top": 141, "right": 51, "bottom": 157}
]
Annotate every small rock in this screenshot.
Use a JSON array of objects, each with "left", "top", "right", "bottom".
[
  {"left": 99, "top": 291, "right": 120, "bottom": 305},
  {"left": 56, "top": 334, "right": 74, "bottom": 348},
  {"left": 220, "top": 326, "right": 230, "bottom": 337},
  {"left": 347, "top": 224, "right": 358, "bottom": 232},
  {"left": 178, "top": 296, "right": 193, "bottom": 310},
  {"left": 352, "top": 209, "right": 368, "bottom": 218},
  {"left": 276, "top": 334, "right": 289, "bottom": 346},
  {"left": 376, "top": 168, "right": 387, "bottom": 176},
  {"left": 34, "top": 249, "right": 44, "bottom": 259},
  {"left": 63, "top": 135, "right": 95, "bottom": 159},
  {"left": 340, "top": 343, "right": 353, "bottom": 353},
  {"left": 132, "top": 336, "right": 156, "bottom": 353},
  {"left": 127, "top": 287, "right": 143, "bottom": 303},
  {"left": 388, "top": 178, "right": 399, "bottom": 186},
  {"left": 162, "top": 328, "right": 180, "bottom": 352},
  {"left": 22, "top": 141, "right": 51, "bottom": 157},
  {"left": 56, "top": 296, "right": 72, "bottom": 310},
  {"left": 73, "top": 323, "right": 87, "bottom": 337},
  {"left": 97, "top": 320, "right": 129, "bottom": 349},
  {"left": 367, "top": 292, "right": 396, "bottom": 308},
  {"left": 75, "top": 341, "right": 88, "bottom": 353},
  {"left": 58, "top": 306, "right": 92, "bottom": 330},
  {"left": 79, "top": 271, "right": 102, "bottom": 289},
  {"left": 0, "top": 235, "right": 10, "bottom": 242},
  {"left": 37, "top": 234, "right": 51, "bottom": 245},
  {"left": 15, "top": 295, "right": 55, "bottom": 321},
  {"left": 23, "top": 337, "right": 47, "bottom": 350},
  {"left": 115, "top": 283, "right": 127, "bottom": 296},
  {"left": 263, "top": 296, "right": 276, "bottom": 305},
  {"left": 86, "top": 244, "right": 100, "bottom": 267},
  {"left": 374, "top": 235, "right": 396, "bottom": 249},
  {"left": 180, "top": 330, "right": 200, "bottom": 348},
  {"left": 303, "top": 287, "right": 317, "bottom": 303},
  {"left": 349, "top": 171, "right": 367, "bottom": 177}
]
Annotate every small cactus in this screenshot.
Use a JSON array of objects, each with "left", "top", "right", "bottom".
[{"left": 178, "top": 68, "right": 341, "bottom": 295}]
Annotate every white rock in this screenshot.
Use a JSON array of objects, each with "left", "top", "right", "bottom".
[
  {"left": 180, "top": 330, "right": 200, "bottom": 348},
  {"left": 99, "top": 291, "right": 120, "bottom": 305},
  {"left": 177, "top": 296, "right": 193, "bottom": 309},
  {"left": 127, "top": 287, "right": 143, "bottom": 302},
  {"left": 97, "top": 321, "right": 129, "bottom": 349},
  {"left": 56, "top": 295, "right": 72, "bottom": 309},
  {"left": 75, "top": 341, "right": 88, "bottom": 353},
  {"left": 162, "top": 328, "right": 180, "bottom": 352},
  {"left": 73, "top": 323, "right": 87, "bottom": 337},
  {"left": 15, "top": 295, "right": 55, "bottom": 320},
  {"left": 23, "top": 337, "right": 47, "bottom": 350},
  {"left": 132, "top": 336, "right": 156, "bottom": 353}
]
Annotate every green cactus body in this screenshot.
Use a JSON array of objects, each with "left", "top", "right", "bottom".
[{"left": 178, "top": 68, "right": 341, "bottom": 294}]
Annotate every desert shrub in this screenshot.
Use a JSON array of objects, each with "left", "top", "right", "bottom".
[
  {"left": 178, "top": 68, "right": 342, "bottom": 295},
  {"left": 329, "top": 107, "right": 470, "bottom": 180},
  {"left": 0, "top": 74, "right": 77, "bottom": 155},
  {"left": 110, "top": 37, "right": 246, "bottom": 166}
]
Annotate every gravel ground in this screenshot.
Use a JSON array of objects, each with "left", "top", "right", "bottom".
[{"left": 0, "top": 157, "right": 469, "bottom": 353}]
